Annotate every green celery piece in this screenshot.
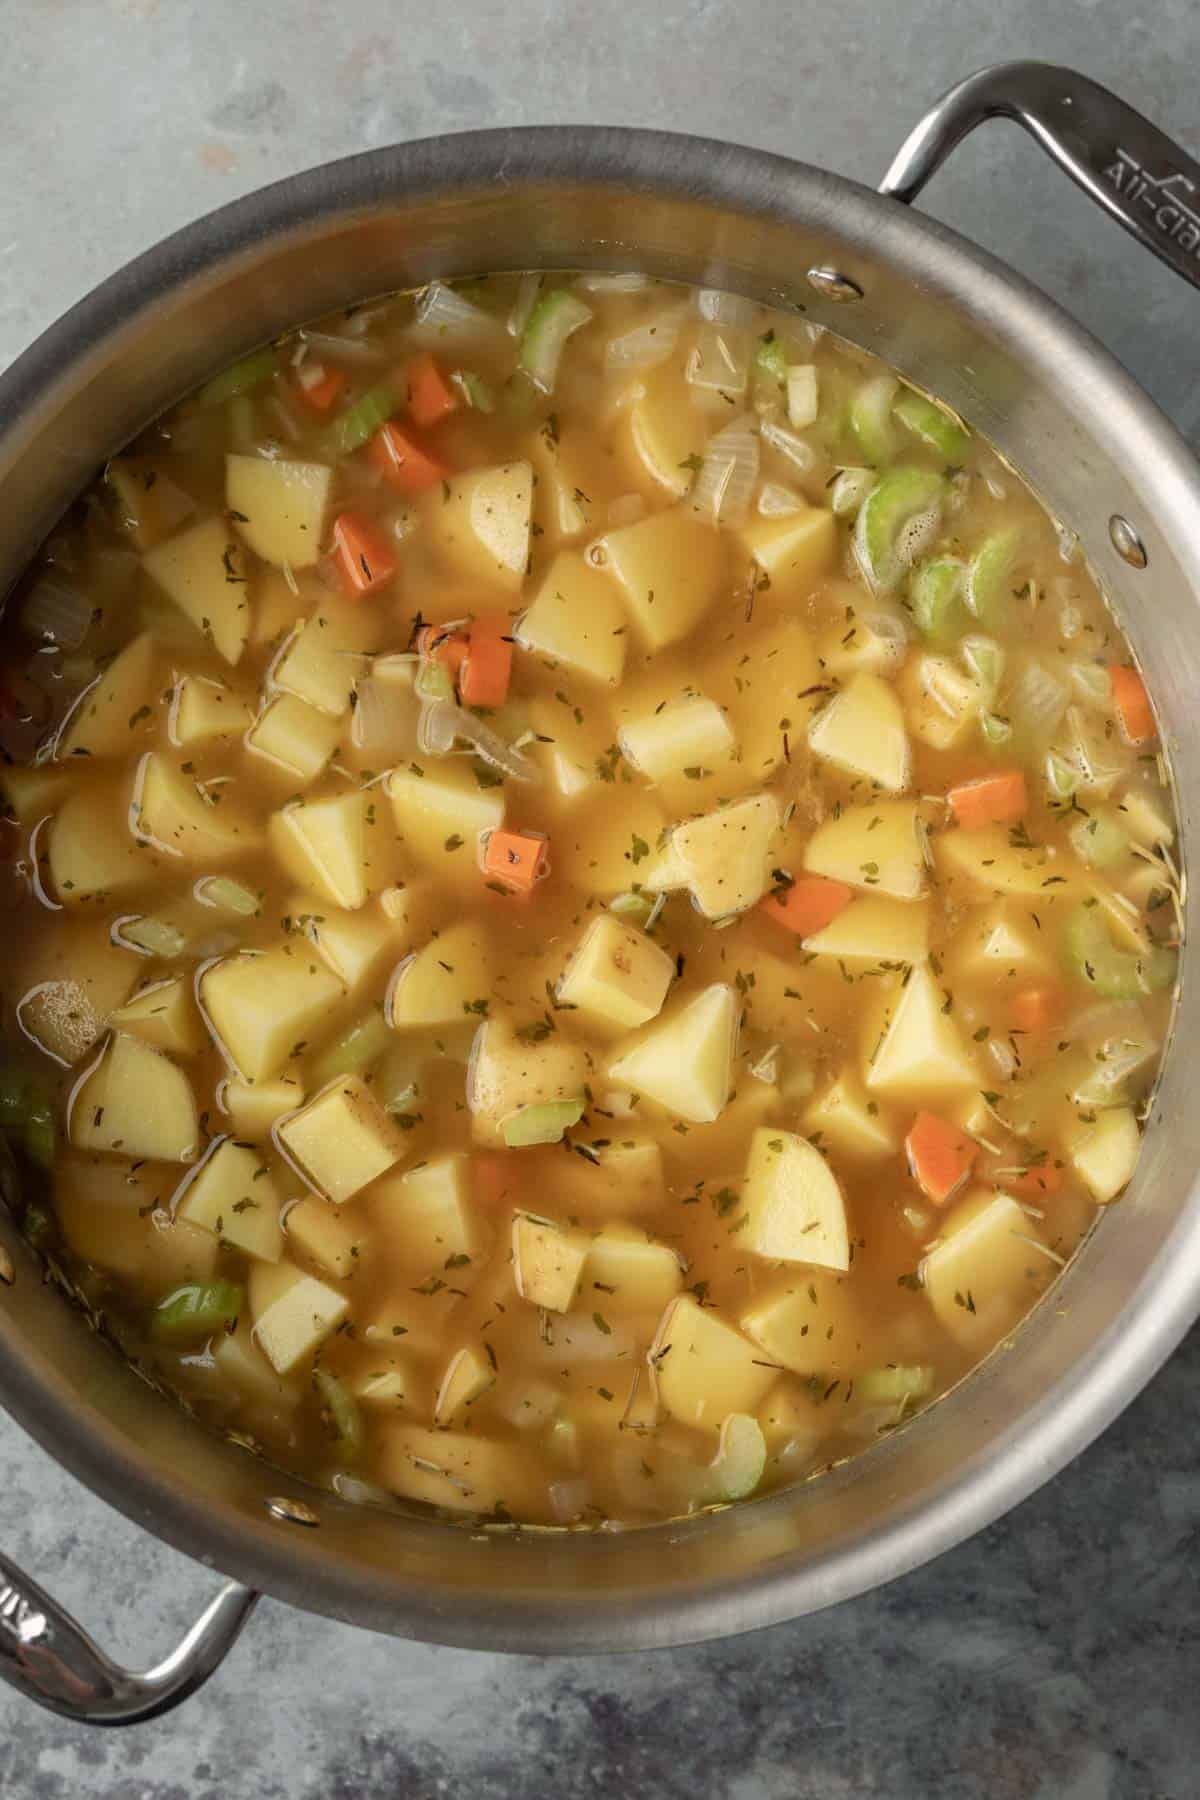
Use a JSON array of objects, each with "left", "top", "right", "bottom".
[
  {"left": 312, "top": 1010, "right": 393, "bottom": 1087},
  {"left": 498, "top": 371, "right": 542, "bottom": 422},
  {"left": 854, "top": 466, "right": 945, "bottom": 593},
  {"left": 858, "top": 1364, "right": 935, "bottom": 1405},
  {"left": 454, "top": 369, "right": 495, "bottom": 412},
  {"left": 894, "top": 388, "right": 970, "bottom": 462},
  {"left": 1068, "top": 809, "right": 1130, "bottom": 869},
  {"left": 966, "top": 525, "right": 1028, "bottom": 632},
  {"left": 753, "top": 335, "right": 789, "bottom": 384},
  {"left": 323, "top": 379, "right": 399, "bottom": 459},
  {"left": 829, "top": 468, "right": 876, "bottom": 520},
  {"left": 415, "top": 660, "right": 455, "bottom": 703},
  {"left": 314, "top": 1367, "right": 364, "bottom": 1457},
  {"left": 849, "top": 373, "right": 899, "bottom": 466},
  {"left": 503, "top": 1097, "right": 586, "bottom": 1147},
  {"left": 1063, "top": 904, "right": 1175, "bottom": 1000},
  {"left": 910, "top": 556, "right": 967, "bottom": 641},
  {"left": 196, "top": 875, "right": 260, "bottom": 917},
  {"left": 706, "top": 1414, "right": 767, "bottom": 1502},
  {"left": 609, "top": 891, "right": 655, "bottom": 924},
  {"left": 980, "top": 712, "right": 1013, "bottom": 748},
  {"left": 151, "top": 1280, "right": 243, "bottom": 1344},
  {"left": 197, "top": 347, "right": 277, "bottom": 409},
  {"left": 1044, "top": 750, "right": 1079, "bottom": 800},
  {"left": 519, "top": 290, "right": 593, "bottom": 394}
]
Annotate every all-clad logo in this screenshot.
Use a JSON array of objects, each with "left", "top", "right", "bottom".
[
  {"left": 0, "top": 1582, "right": 45, "bottom": 1643},
  {"left": 1104, "top": 148, "right": 1200, "bottom": 258}
]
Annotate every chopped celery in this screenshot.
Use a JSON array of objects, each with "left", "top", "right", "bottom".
[
  {"left": 502, "top": 1098, "right": 586, "bottom": 1147},
  {"left": 197, "top": 347, "right": 277, "bottom": 408},
  {"left": 909, "top": 556, "right": 966, "bottom": 640},
  {"left": 519, "top": 291, "right": 593, "bottom": 393},
  {"left": 960, "top": 634, "right": 1005, "bottom": 697},
  {"left": 323, "top": 379, "right": 398, "bottom": 458},
  {"left": 858, "top": 1364, "right": 935, "bottom": 1405},
  {"left": 1069, "top": 809, "right": 1130, "bottom": 869},
  {"left": 151, "top": 1280, "right": 243, "bottom": 1343},
  {"left": 753, "top": 335, "right": 789, "bottom": 384},
  {"left": 117, "top": 915, "right": 188, "bottom": 958},
  {"left": 980, "top": 711, "right": 1013, "bottom": 747},
  {"left": 452, "top": 369, "right": 495, "bottom": 412},
  {"left": 829, "top": 468, "right": 875, "bottom": 519},
  {"left": 966, "top": 526, "right": 1027, "bottom": 632},
  {"left": 312, "top": 1010, "right": 393, "bottom": 1086},
  {"left": 894, "top": 388, "right": 970, "bottom": 462},
  {"left": 1045, "top": 750, "right": 1079, "bottom": 801},
  {"left": 850, "top": 374, "right": 899, "bottom": 465},
  {"left": 855, "top": 467, "right": 944, "bottom": 593},
  {"left": 1064, "top": 904, "right": 1175, "bottom": 1000},
  {"left": 609, "top": 891, "right": 654, "bottom": 924},
  {"left": 314, "top": 1367, "right": 364, "bottom": 1457},
  {"left": 196, "top": 875, "right": 260, "bottom": 917},
  {"left": 706, "top": 1414, "right": 767, "bottom": 1502}
]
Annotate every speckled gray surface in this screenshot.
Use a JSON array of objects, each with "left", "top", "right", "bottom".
[{"left": 2, "top": 2, "right": 1200, "bottom": 1794}]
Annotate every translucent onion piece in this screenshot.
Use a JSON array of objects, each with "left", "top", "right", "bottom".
[
  {"left": 416, "top": 698, "right": 541, "bottom": 782},
  {"left": 860, "top": 605, "right": 912, "bottom": 649},
  {"left": 509, "top": 272, "right": 542, "bottom": 339},
  {"left": 696, "top": 288, "right": 756, "bottom": 327},
  {"left": 576, "top": 272, "right": 650, "bottom": 293},
  {"left": 604, "top": 310, "right": 686, "bottom": 374},
  {"left": 1007, "top": 660, "right": 1069, "bottom": 741},
  {"left": 20, "top": 578, "right": 92, "bottom": 650},
  {"left": 690, "top": 414, "right": 760, "bottom": 528},
  {"left": 418, "top": 697, "right": 459, "bottom": 756},
  {"left": 411, "top": 280, "right": 502, "bottom": 345},
  {"left": 549, "top": 1478, "right": 592, "bottom": 1524},
  {"left": 686, "top": 324, "right": 751, "bottom": 397},
  {"left": 757, "top": 481, "right": 804, "bottom": 518},
  {"left": 300, "top": 329, "right": 386, "bottom": 366},
  {"left": 760, "top": 419, "right": 818, "bottom": 473},
  {"left": 1067, "top": 660, "right": 1112, "bottom": 708},
  {"left": 353, "top": 675, "right": 422, "bottom": 757},
  {"left": 829, "top": 467, "right": 875, "bottom": 518}
]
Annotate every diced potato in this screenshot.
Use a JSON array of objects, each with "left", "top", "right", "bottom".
[
  {"left": 270, "top": 597, "right": 375, "bottom": 716},
  {"left": 865, "top": 966, "right": 979, "bottom": 1102},
  {"left": 385, "top": 763, "right": 505, "bottom": 871},
  {"left": 133, "top": 753, "right": 262, "bottom": 863},
  {"left": 516, "top": 551, "right": 627, "bottom": 685},
  {"left": 950, "top": 901, "right": 1053, "bottom": 981},
  {"left": 700, "top": 616, "right": 822, "bottom": 790},
  {"left": 556, "top": 915, "right": 675, "bottom": 1031},
  {"left": 106, "top": 457, "right": 195, "bottom": 550},
  {"left": 220, "top": 1073, "right": 304, "bottom": 1140},
  {"left": 54, "top": 633, "right": 157, "bottom": 760},
  {"left": 249, "top": 1260, "right": 349, "bottom": 1374},
  {"left": 269, "top": 792, "right": 398, "bottom": 909},
  {"left": 804, "top": 895, "right": 930, "bottom": 966},
  {"left": 16, "top": 926, "right": 136, "bottom": 1066},
  {"left": 935, "top": 827, "right": 1080, "bottom": 899},
  {"left": 53, "top": 1156, "right": 205, "bottom": 1283},
  {"left": 112, "top": 975, "right": 205, "bottom": 1057},
  {"left": 552, "top": 1136, "right": 666, "bottom": 1218},
  {"left": 434, "top": 1344, "right": 496, "bottom": 1424},
  {"left": 169, "top": 672, "right": 253, "bottom": 747},
  {"left": 371, "top": 1153, "right": 483, "bottom": 1266},
  {"left": 226, "top": 454, "right": 332, "bottom": 568},
  {"left": 740, "top": 1127, "right": 850, "bottom": 1269},
  {"left": 468, "top": 1016, "right": 592, "bottom": 1146},
  {"left": 815, "top": 606, "right": 908, "bottom": 681},
  {"left": 803, "top": 800, "right": 925, "bottom": 899},
  {"left": 584, "top": 1226, "right": 682, "bottom": 1315},
  {"left": 425, "top": 460, "right": 532, "bottom": 592},
  {"left": 377, "top": 1422, "right": 548, "bottom": 1518},
  {"left": 623, "top": 365, "right": 707, "bottom": 496},
  {"left": 276, "top": 1075, "right": 406, "bottom": 1203},
  {"left": 1067, "top": 1104, "right": 1140, "bottom": 1203},
  {"left": 601, "top": 506, "right": 725, "bottom": 650},
  {"left": 901, "top": 654, "right": 986, "bottom": 751},
  {"left": 608, "top": 983, "right": 736, "bottom": 1123},
  {"left": 740, "top": 1273, "right": 867, "bottom": 1376},
  {"left": 176, "top": 1139, "right": 284, "bottom": 1261},
  {"left": 922, "top": 1190, "right": 1050, "bottom": 1352},
  {"left": 69, "top": 1032, "right": 200, "bottom": 1163},
  {"left": 284, "top": 1194, "right": 366, "bottom": 1280},
  {"left": 1114, "top": 782, "right": 1174, "bottom": 850},
  {"left": 619, "top": 694, "right": 736, "bottom": 783},
  {"left": 48, "top": 785, "right": 153, "bottom": 903},
  {"left": 738, "top": 506, "right": 835, "bottom": 601},
  {"left": 246, "top": 695, "right": 340, "bottom": 784},
  {"left": 199, "top": 945, "right": 345, "bottom": 1082},
  {"left": 808, "top": 673, "right": 911, "bottom": 793},
  {"left": 512, "top": 1212, "right": 588, "bottom": 1311},
  {"left": 757, "top": 1378, "right": 825, "bottom": 1453},
  {"left": 670, "top": 794, "right": 780, "bottom": 919},
  {"left": 1, "top": 764, "right": 68, "bottom": 825},
  {"left": 212, "top": 1319, "right": 299, "bottom": 1413},
  {"left": 650, "top": 1296, "right": 776, "bottom": 1428},
  {"left": 291, "top": 894, "right": 409, "bottom": 992},
  {"left": 554, "top": 788, "right": 668, "bottom": 894},
  {"left": 524, "top": 421, "right": 597, "bottom": 540},
  {"left": 804, "top": 1072, "right": 899, "bottom": 1160},
  {"left": 389, "top": 923, "right": 493, "bottom": 1031},
  {"left": 352, "top": 1359, "right": 418, "bottom": 1410},
  {"left": 142, "top": 516, "right": 251, "bottom": 665}
]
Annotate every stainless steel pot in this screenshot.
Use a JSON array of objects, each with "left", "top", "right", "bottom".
[{"left": 2, "top": 61, "right": 1199, "bottom": 1725}]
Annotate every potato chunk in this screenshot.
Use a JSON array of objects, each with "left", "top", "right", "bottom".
[
  {"left": 54, "top": 633, "right": 157, "bottom": 760},
  {"left": 619, "top": 694, "right": 736, "bottom": 783},
  {"left": 371, "top": 1153, "right": 483, "bottom": 1267},
  {"left": 608, "top": 983, "right": 736, "bottom": 1123},
  {"left": 512, "top": 1212, "right": 588, "bottom": 1312},
  {"left": 169, "top": 672, "right": 253, "bottom": 747},
  {"left": 803, "top": 800, "right": 925, "bottom": 899},
  {"left": 804, "top": 895, "right": 930, "bottom": 965},
  {"left": 935, "top": 826, "right": 1079, "bottom": 899},
  {"left": 584, "top": 1226, "right": 682, "bottom": 1315},
  {"left": 922, "top": 1191, "right": 1050, "bottom": 1352},
  {"left": 69, "top": 1032, "right": 199, "bottom": 1163},
  {"left": 269, "top": 792, "right": 396, "bottom": 909},
  {"left": 246, "top": 695, "right": 341, "bottom": 784},
  {"left": 133, "top": 753, "right": 262, "bottom": 862},
  {"left": 385, "top": 763, "right": 505, "bottom": 871},
  {"left": 1067, "top": 1104, "right": 1140, "bottom": 1203},
  {"left": 106, "top": 457, "right": 195, "bottom": 550},
  {"left": 142, "top": 516, "right": 251, "bottom": 664},
  {"left": 740, "top": 1128, "right": 850, "bottom": 1270},
  {"left": 650, "top": 1296, "right": 776, "bottom": 1428},
  {"left": 740, "top": 1274, "right": 866, "bottom": 1376},
  {"left": 467, "top": 1016, "right": 592, "bottom": 1147},
  {"left": 112, "top": 975, "right": 205, "bottom": 1057},
  {"left": 388, "top": 923, "right": 493, "bottom": 1031},
  {"left": 48, "top": 786, "right": 149, "bottom": 904},
  {"left": 377, "top": 1423, "right": 548, "bottom": 1518},
  {"left": 249, "top": 1261, "right": 349, "bottom": 1374},
  {"left": 271, "top": 597, "right": 375, "bottom": 716},
  {"left": 669, "top": 794, "right": 780, "bottom": 919},
  {"left": 220, "top": 1073, "right": 304, "bottom": 1140},
  {"left": 808, "top": 673, "right": 911, "bottom": 793},
  {"left": 435, "top": 1344, "right": 496, "bottom": 1424},
  {"left": 738, "top": 506, "right": 835, "bottom": 600},
  {"left": 804, "top": 1072, "right": 899, "bottom": 1160},
  {"left": 601, "top": 506, "right": 724, "bottom": 650},
  {"left": 284, "top": 1194, "right": 366, "bottom": 1280},
  {"left": 556, "top": 915, "right": 675, "bottom": 1031},
  {"left": 176, "top": 1139, "right": 284, "bottom": 1261},
  {"left": 516, "top": 550, "right": 627, "bottom": 685},
  {"left": 226, "top": 454, "right": 332, "bottom": 568},
  {"left": 17, "top": 926, "right": 136, "bottom": 1066},
  {"left": 199, "top": 945, "right": 345, "bottom": 1082},
  {"left": 276, "top": 1074, "right": 406, "bottom": 1203},
  {"left": 425, "top": 460, "right": 532, "bottom": 592},
  {"left": 865, "top": 966, "right": 979, "bottom": 1102},
  {"left": 292, "top": 894, "right": 410, "bottom": 992}
]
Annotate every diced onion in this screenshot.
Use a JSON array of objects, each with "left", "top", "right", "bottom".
[
  {"left": 300, "top": 329, "right": 386, "bottom": 366},
  {"left": 860, "top": 605, "right": 911, "bottom": 650},
  {"left": 416, "top": 697, "right": 541, "bottom": 783},
  {"left": 576, "top": 272, "right": 650, "bottom": 293},
  {"left": 960, "top": 635, "right": 1005, "bottom": 694},
  {"left": 685, "top": 324, "right": 750, "bottom": 397},
  {"left": 20, "top": 579, "right": 92, "bottom": 650},
  {"left": 690, "top": 414, "right": 760, "bottom": 528},
  {"left": 757, "top": 481, "right": 804, "bottom": 518},
  {"left": 829, "top": 467, "right": 875, "bottom": 518},
  {"left": 1007, "top": 660, "right": 1069, "bottom": 740},
  {"left": 786, "top": 365, "right": 819, "bottom": 429},
  {"left": 418, "top": 697, "right": 460, "bottom": 756},
  {"left": 548, "top": 1478, "right": 592, "bottom": 1524},
  {"left": 761, "top": 418, "right": 819, "bottom": 474},
  {"left": 1067, "top": 660, "right": 1111, "bottom": 708},
  {"left": 604, "top": 310, "right": 686, "bottom": 374},
  {"left": 352, "top": 675, "right": 422, "bottom": 757},
  {"left": 411, "top": 281, "right": 502, "bottom": 345},
  {"left": 696, "top": 288, "right": 756, "bottom": 327}
]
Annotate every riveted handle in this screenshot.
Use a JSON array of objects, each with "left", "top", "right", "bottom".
[
  {"left": 881, "top": 61, "right": 1200, "bottom": 295},
  {"left": 0, "top": 1551, "right": 258, "bottom": 1725}
]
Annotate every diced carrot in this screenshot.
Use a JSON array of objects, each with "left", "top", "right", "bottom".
[
  {"left": 331, "top": 511, "right": 398, "bottom": 598},
  {"left": 474, "top": 1152, "right": 518, "bottom": 1209},
  {"left": 759, "top": 874, "right": 853, "bottom": 938},
  {"left": 417, "top": 624, "right": 469, "bottom": 677},
  {"left": 905, "top": 1111, "right": 979, "bottom": 1206},
  {"left": 947, "top": 769, "right": 1027, "bottom": 831},
  {"left": 484, "top": 828, "right": 549, "bottom": 895},
  {"left": 1008, "top": 985, "right": 1061, "bottom": 1035},
  {"left": 1109, "top": 664, "right": 1156, "bottom": 745},
  {"left": 405, "top": 351, "right": 459, "bottom": 430},
  {"left": 294, "top": 363, "right": 346, "bottom": 413},
  {"left": 460, "top": 611, "right": 514, "bottom": 709},
  {"left": 367, "top": 421, "right": 449, "bottom": 496}
]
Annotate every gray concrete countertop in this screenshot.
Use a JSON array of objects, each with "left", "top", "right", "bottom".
[{"left": 1, "top": 3, "right": 1198, "bottom": 1794}]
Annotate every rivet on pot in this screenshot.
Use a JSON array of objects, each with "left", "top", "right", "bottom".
[
  {"left": 0, "top": 1245, "right": 13, "bottom": 1286},
  {"left": 806, "top": 266, "right": 863, "bottom": 303},
  {"left": 1109, "top": 514, "right": 1148, "bottom": 569},
  {"left": 265, "top": 1495, "right": 320, "bottom": 1527}
]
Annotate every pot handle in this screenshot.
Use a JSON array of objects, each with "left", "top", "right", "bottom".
[
  {"left": 880, "top": 60, "right": 1200, "bottom": 294},
  {"left": 0, "top": 1549, "right": 258, "bottom": 1725}
]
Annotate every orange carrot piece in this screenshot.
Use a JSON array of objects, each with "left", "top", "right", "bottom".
[
  {"left": 460, "top": 611, "right": 514, "bottom": 709},
  {"left": 405, "top": 351, "right": 459, "bottom": 430},
  {"left": 474, "top": 1151, "right": 518, "bottom": 1209},
  {"left": 905, "top": 1111, "right": 979, "bottom": 1206},
  {"left": 331, "top": 511, "right": 397, "bottom": 598},
  {"left": 1109, "top": 664, "right": 1156, "bottom": 745},
  {"left": 484, "top": 828, "right": 548, "bottom": 894},
  {"left": 295, "top": 363, "right": 347, "bottom": 413},
  {"left": 367, "top": 421, "right": 449, "bottom": 496},
  {"left": 1009, "top": 985, "right": 1062, "bottom": 1035},
  {"left": 417, "top": 624, "right": 469, "bottom": 677},
  {"left": 759, "top": 874, "right": 853, "bottom": 938},
  {"left": 947, "top": 769, "right": 1028, "bottom": 831},
  {"left": 1002, "top": 1159, "right": 1064, "bottom": 1200}
]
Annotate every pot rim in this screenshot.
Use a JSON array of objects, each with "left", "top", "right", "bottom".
[{"left": 2, "top": 122, "right": 1199, "bottom": 1651}]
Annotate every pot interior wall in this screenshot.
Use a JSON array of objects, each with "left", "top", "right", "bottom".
[{"left": 1, "top": 131, "right": 1198, "bottom": 1647}]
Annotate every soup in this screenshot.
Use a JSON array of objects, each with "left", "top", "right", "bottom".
[{"left": 0, "top": 273, "right": 1178, "bottom": 1527}]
